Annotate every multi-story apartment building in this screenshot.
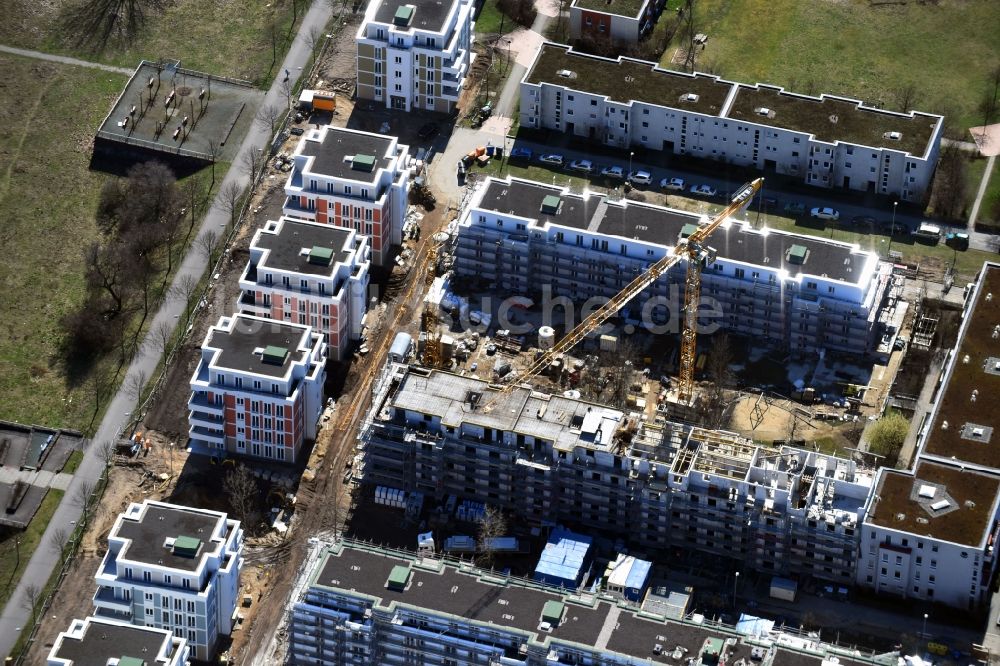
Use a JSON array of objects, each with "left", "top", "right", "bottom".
[
  {"left": 238, "top": 216, "right": 370, "bottom": 361},
  {"left": 855, "top": 262, "right": 1000, "bottom": 610},
  {"left": 359, "top": 362, "right": 872, "bottom": 585},
  {"left": 520, "top": 43, "right": 943, "bottom": 202},
  {"left": 188, "top": 313, "right": 327, "bottom": 463},
  {"left": 283, "top": 125, "right": 410, "bottom": 265},
  {"left": 452, "top": 176, "right": 890, "bottom": 356},
  {"left": 48, "top": 616, "right": 189, "bottom": 666},
  {"left": 286, "top": 539, "right": 892, "bottom": 666},
  {"left": 92, "top": 500, "right": 243, "bottom": 661},
  {"left": 355, "top": 0, "right": 475, "bottom": 113},
  {"left": 569, "top": 0, "right": 666, "bottom": 44},
  {"left": 856, "top": 461, "right": 1000, "bottom": 611}
]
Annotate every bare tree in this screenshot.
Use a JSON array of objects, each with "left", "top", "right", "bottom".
[
  {"left": 206, "top": 139, "right": 221, "bottom": 188},
  {"left": 97, "top": 439, "right": 118, "bottom": 468},
  {"left": 144, "top": 319, "right": 175, "bottom": 356},
  {"left": 895, "top": 84, "right": 919, "bottom": 113},
  {"left": 218, "top": 180, "right": 246, "bottom": 228},
  {"left": 242, "top": 147, "right": 265, "bottom": 182},
  {"left": 224, "top": 465, "right": 261, "bottom": 531},
  {"left": 66, "top": 0, "right": 166, "bottom": 48},
  {"left": 169, "top": 274, "right": 201, "bottom": 324},
  {"left": 304, "top": 25, "right": 324, "bottom": 53},
  {"left": 476, "top": 505, "right": 507, "bottom": 568},
  {"left": 21, "top": 583, "right": 41, "bottom": 621},
  {"left": 49, "top": 526, "right": 71, "bottom": 557},
  {"left": 86, "top": 367, "right": 114, "bottom": 430},
  {"left": 702, "top": 333, "right": 735, "bottom": 429},
  {"left": 123, "top": 368, "right": 149, "bottom": 401},
  {"left": 197, "top": 229, "right": 222, "bottom": 265},
  {"left": 75, "top": 479, "right": 97, "bottom": 522},
  {"left": 255, "top": 102, "right": 285, "bottom": 135}
]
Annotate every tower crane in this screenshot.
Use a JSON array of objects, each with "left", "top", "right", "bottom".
[{"left": 478, "top": 177, "right": 763, "bottom": 413}]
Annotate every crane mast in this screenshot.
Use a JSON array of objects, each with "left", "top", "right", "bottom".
[{"left": 479, "top": 177, "right": 763, "bottom": 413}]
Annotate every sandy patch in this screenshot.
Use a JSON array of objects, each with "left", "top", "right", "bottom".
[{"left": 969, "top": 123, "right": 1000, "bottom": 157}]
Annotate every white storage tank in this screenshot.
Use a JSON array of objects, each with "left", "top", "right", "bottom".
[{"left": 538, "top": 326, "right": 556, "bottom": 350}]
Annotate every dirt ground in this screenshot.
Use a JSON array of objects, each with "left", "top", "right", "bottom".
[{"left": 727, "top": 393, "right": 864, "bottom": 457}]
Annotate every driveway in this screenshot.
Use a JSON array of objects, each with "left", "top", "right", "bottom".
[{"left": 0, "top": 0, "right": 333, "bottom": 657}]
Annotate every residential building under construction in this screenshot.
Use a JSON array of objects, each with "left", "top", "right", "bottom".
[{"left": 358, "top": 362, "right": 872, "bottom": 585}]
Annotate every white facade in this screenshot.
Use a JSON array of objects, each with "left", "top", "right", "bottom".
[
  {"left": 452, "top": 177, "right": 890, "bottom": 355},
  {"left": 520, "top": 44, "right": 943, "bottom": 203},
  {"left": 238, "top": 217, "right": 370, "bottom": 361},
  {"left": 356, "top": 0, "right": 475, "bottom": 113},
  {"left": 92, "top": 501, "right": 243, "bottom": 661},
  {"left": 188, "top": 314, "right": 327, "bottom": 464},
  {"left": 283, "top": 125, "right": 410, "bottom": 265},
  {"left": 48, "top": 616, "right": 189, "bottom": 666}
]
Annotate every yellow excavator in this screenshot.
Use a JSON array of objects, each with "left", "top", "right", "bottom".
[{"left": 480, "top": 177, "right": 763, "bottom": 412}]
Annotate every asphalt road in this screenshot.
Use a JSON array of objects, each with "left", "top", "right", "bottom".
[{"left": 0, "top": 1, "right": 333, "bottom": 658}]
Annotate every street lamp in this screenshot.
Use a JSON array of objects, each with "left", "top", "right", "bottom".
[
  {"left": 887, "top": 201, "right": 898, "bottom": 259},
  {"left": 733, "top": 571, "right": 740, "bottom": 608},
  {"left": 921, "top": 613, "right": 928, "bottom": 639},
  {"left": 628, "top": 151, "right": 634, "bottom": 178}
]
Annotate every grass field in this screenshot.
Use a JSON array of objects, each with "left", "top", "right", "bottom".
[
  {"left": 1, "top": 0, "right": 303, "bottom": 85},
  {"left": 668, "top": 0, "right": 1000, "bottom": 132},
  {"left": 475, "top": 0, "right": 507, "bottom": 35},
  {"left": 0, "top": 489, "right": 65, "bottom": 612},
  {"left": 60, "top": 451, "right": 84, "bottom": 475},
  {"left": 0, "top": 54, "right": 216, "bottom": 432}
]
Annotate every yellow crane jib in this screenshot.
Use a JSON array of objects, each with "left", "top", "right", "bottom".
[{"left": 478, "top": 177, "right": 764, "bottom": 413}]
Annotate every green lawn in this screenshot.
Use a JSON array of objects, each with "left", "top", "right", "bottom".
[
  {"left": 666, "top": 0, "right": 1000, "bottom": 132},
  {"left": 0, "top": 489, "right": 65, "bottom": 611},
  {"left": 475, "top": 0, "right": 507, "bottom": 35},
  {"left": 0, "top": 54, "right": 217, "bottom": 433},
  {"left": 60, "top": 451, "right": 84, "bottom": 475},
  {"left": 1, "top": 0, "right": 304, "bottom": 85}
]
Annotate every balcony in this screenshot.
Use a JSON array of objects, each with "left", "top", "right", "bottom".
[
  {"left": 188, "top": 393, "right": 224, "bottom": 416},
  {"left": 189, "top": 410, "right": 225, "bottom": 430},
  {"left": 190, "top": 425, "right": 225, "bottom": 445},
  {"left": 94, "top": 586, "right": 132, "bottom": 613}
]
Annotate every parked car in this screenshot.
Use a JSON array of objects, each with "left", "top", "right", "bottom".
[
  {"left": 600, "top": 165, "right": 625, "bottom": 179},
  {"left": 879, "top": 219, "right": 909, "bottom": 235},
  {"left": 946, "top": 232, "right": 970, "bottom": 250},
  {"left": 784, "top": 201, "right": 806, "bottom": 215},
  {"left": 660, "top": 177, "right": 685, "bottom": 191},
  {"left": 689, "top": 184, "right": 717, "bottom": 197},
  {"left": 810, "top": 207, "right": 840, "bottom": 221},
  {"left": 290, "top": 127, "right": 305, "bottom": 136},
  {"left": 628, "top": 169, "right": 652, "bottom": 185},
  {"left": 417, "top": 123, "right": 439, "bottom": 140},
  {"left": 538, "top": 153, "right": 564, "bottom": 166},
  {"left": 569, "top": 159, "right": 595, "bottom": 173},
  {"left": 510, "top": 147, "right": 532, "bottom": 160}
]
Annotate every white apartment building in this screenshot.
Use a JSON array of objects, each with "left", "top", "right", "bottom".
[
  {"left": 520, "top": 43, "right": 943, "bottom": 203},
  {"left": 452, "top": 177, "right": 890, "bottom": 356},
  {"left": 48, "top": 616, "right": 189, "bottom": 666},
  {"left": 283, "top": 125, "right": 410, "bottom": 265},
  {"left": 356, "top": 0, "right": 475, "bottom": 113},
  {"left": 856, "top": 461, "right": 1000, "bottom": 610},
  {"left": 238, "top": 217, "right": 370, "bottom": 361},
  {"left": 92, "top": 501, "right": 243, "bottom": 661},
  {"left": 188, "top": 313, "right": 327, "bottom": 464},
  {"left": 853, "top": 262, "right": 1000, "bottom": 610}
]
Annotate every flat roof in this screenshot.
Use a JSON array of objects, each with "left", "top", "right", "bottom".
[
  {"left": 728, "top": 85, "right": 938, "bottom": 157},
  {"left": 386, "top": 366, "right": 623, "bottom": 451},
  {"left": 372, "top": 0, "right": 456, "bottom": 32},
  {"left": 300, "top": 127, "right": 395, "bottom": 183},
  {"left": 95, "top": 61, "right": 263, "bottom": 163},
  {"left": 114, "top": 502, "right": 226, "bottom": 572},
  {"left": 921, "top": 264, "right": 1000, "bottom": 468},
  {"left": 526, "top": 43, "right": 731, "bottom": 112},
  {"left": 310, "top": 543, "right": 877, "bottom": 665},
  {"left": 206, "top": 314, "right": 311, "bottom": 379},
  {"left": 866, "top": 460, "right": 1000, "bottom": 546},
  {"left": 51, "top": 618, "right": 176, "bottom": 666},
  {"left": 480, "top": 178, "right": 600, "bottom": 231},
  {"left": 255, "top": 218, "right": 354, "bottom": 277},
  {"left": 571, "top": 0, "right": 648, "bottom": 19},
  {"left": 478, "top": 178, "right": 872, "bottom": 284}
]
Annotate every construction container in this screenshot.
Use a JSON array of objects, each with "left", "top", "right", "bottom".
[
  {"left": 769, "top": 576, "right": 797, "bottom": 602},
  {"left": 441, "top": 335, "right": 455, "bottom": 361}
]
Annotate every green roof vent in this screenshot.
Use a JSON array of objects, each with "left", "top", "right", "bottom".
[
  {"left": 352, "top": 154, "right": 377, "bottom": 172},
  {"left": 118, "top": 657, "right": 146, "bottom": 666},
  {"left": 680, "top": 223, "right": 699, "bottom": 239},
  {"left": 308, "top": 245, "right": 334, "bottom": 266},
  {"left": 393, "top": 5, "right": 414, "bottom": 26},
  {"left": 387, "top": 564, "right": 411, "bottom": 591},
  {"left": 263, "top": 345, "right": 289, "bottom": 365},
  {"left": 540, "top": 194, "right": 561, "bottom": 215},
  {"left": 541, "top": 600, "right": 564, "bottom": 625},
  {"left": 787, "top": 244, "right": 809, "bottom": 265},
  {"left": 172, "top": 536, "right": 202, "bottom": 558}
]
